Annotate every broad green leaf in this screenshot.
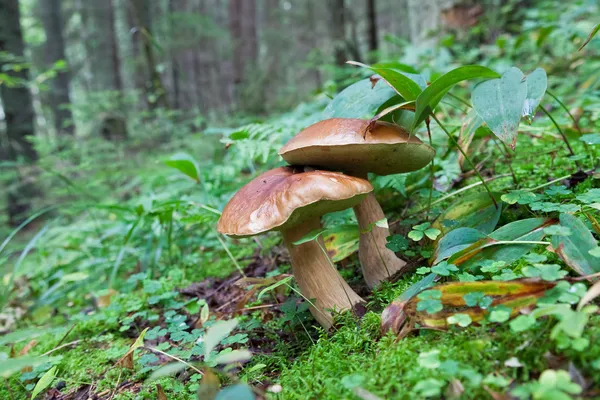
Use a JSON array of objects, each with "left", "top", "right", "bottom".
[
  {"left": 521, "top": 68, "right": 547, "bottom": 122},
  {"left": 164, "top": 153, "right": 200, "bottom": 183},
  {"left": 204, "top": 319, "right": 238, "bottom": 358},
  {"left": 552, "top": 213, "right": 600, "bottom": 276},
  {"left": 472, "top": 67, "right": 527, "bottom": 149},
  {"left": 31, "top": 366, "right": 57, "bottom": 399},
  {"left": 433, "top": 227, "right": 488, "bottom": 265},
  {"left": 347, "top": 61, "right": 423, "bottom": 101},
  {"left": 215, "top": 384, "right": 255, "bottom": 400},
  {"left": 412, "top": 65, "right": 500, "bottom": 131},
  {"left": 448, "top": 218, "right": 555, "bottom": 269},
  {"left": 323, "top": 78, "right": 397, "bottom": 119},
  {"left": 292, "top": 228, "right": 328, "bottom": 245},
  {"left": 323, "top": 225, "right": 359, "bottom": 262},
  {"left": 213, "top": 349, "right": 252, "bottom": 365},
  {"left": 433, "top": 192, "right": 503, "bottom": 237}
]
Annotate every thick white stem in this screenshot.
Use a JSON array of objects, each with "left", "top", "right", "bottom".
[
  {"left": 282, "top": 217, "right": 364, "bottom": 329},
  {"left": 353, "top": 191, "right": 407, "bottom": 288}
]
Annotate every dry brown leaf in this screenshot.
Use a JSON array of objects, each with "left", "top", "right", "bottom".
[
  {"left": 156, "top": 384, "right": 167, "bottom": 400},
  {"left": 577, "top": 279, "right": 600, "bottom": 311}
]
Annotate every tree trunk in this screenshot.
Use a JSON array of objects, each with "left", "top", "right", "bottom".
[
  {"left": 329, "top": 0, "right": 347, "bottom": 66},
  {"left": 0, "top": 0, "right": 39, "bottom": 225},
  {"left": 407, "top": 0, "right": 457, "bottom": 46},
  {"left": 366, "top": 0, "right": 378, "bottom": 57},
  {"left": 39, "top": 0, "right": 74, "bottom": 136},
  {"left": 128, "top": 0, "right": 169, "bottom": 110},
  {"left": 228, "top": 0, "right": 258, "bottom": 105},
  {"left": 83, "top": 0, "right": 123, "bottom": 92}
]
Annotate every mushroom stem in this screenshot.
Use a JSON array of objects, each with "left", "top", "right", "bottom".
[
  {"left": 352, "top": 178, "right": 407, "bottom": 288},
  {"left": 281, "top": 217, "right": 364, "bottom": 329}
]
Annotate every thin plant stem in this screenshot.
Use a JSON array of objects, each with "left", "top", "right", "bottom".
[
  {"left": 539, "top": 106, "right": 582, "bottom": 169},
  {"left": 447, "top": 92, "right": 472, "bottom": 109},
  {"left": 492, "top": 138, "right": 519, "bottom": 186},
  {"left": 492, "top": 240, "right": 550, "bottom": 246},
  {"left": 525, "top": 173, "right": 573, "bottom": 192},
  {"left": 546, "top": 89, "right": 594, "bottom": 168},
  {"left": 425, "top": 119, "right": 435, "bottom": 217},
  {"left": 431, "top": 114, "right": 499, "bottom": 209},
  {"left": 216, "top": 234, "right": 247, "bottom": 278}
]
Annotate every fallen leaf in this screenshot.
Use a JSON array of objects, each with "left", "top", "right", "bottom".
[{"left": 156, "top": 384, "right": 167, "bottom": 400}]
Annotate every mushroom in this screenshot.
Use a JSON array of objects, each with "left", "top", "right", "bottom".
[
  {"left": 279, "top": 118, "right": 435, "bottom": 288},
  {"left": 217, "top": 166, "right": 373, "bottom": 328}
]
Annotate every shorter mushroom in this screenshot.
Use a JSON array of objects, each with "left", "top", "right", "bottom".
[
  {"left": 217, "top": 166, "right": 373, "bottom": 328},
  {"left": 279, "top": 118, "right": 435, "bottom": 288}
]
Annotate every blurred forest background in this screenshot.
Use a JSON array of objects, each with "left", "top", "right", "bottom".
[{"left": 0, "top": 0, "right": 530, "bottom": 229}]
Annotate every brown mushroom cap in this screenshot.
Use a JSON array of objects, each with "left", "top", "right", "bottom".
[
  {"left": 279, "top": 118, "right": 435, "bottom": 176},
  {"left": 217, "top": 166, "right": 373, "bottom": 238}
]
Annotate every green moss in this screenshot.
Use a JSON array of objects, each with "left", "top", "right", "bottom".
[{"left": 275, "top": 315, "right": 600, "bottom": 399}]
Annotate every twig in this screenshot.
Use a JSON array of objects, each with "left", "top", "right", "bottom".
[
  {"left": 216, "top": 234, "right": 247, "bottom": 278},
  {"left": 40, "top": 340, "right": 82, "bottom": 357},
  {"left": 539, "top": 106, "right": 581, "bottom": 169},
  {"left": 143, "top": 346, "right": 204, "bottom": 375}
]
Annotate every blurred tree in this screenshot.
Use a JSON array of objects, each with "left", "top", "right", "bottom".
[
  {"left": 366, "top": 0, "right": 378, "bottom": 58},
  {"left": 229, "top": 0, "right": 258, "bottom": 107},
  {"left": 128, "top": 0, "right": 168, "bottom": 110},
  {"left": 0, "top": 0, "right": 38, "bottom": 225},
  {"left": 329, "top": 0, "right": 347, "bottom": 66},
  {"left": 81, "top": 0, "right": 123, "bottom": 92},
  {"left": 39, "top": 0, "right": 74, "bottom": 136},
  {"left": 80, "top": 0, "right": 127, "bottom": 139}
]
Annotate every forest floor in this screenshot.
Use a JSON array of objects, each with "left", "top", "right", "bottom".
[
  {"left": 1, "top": 110, "right": 599, "bottom": 399},
  {"left": 2, "top": 5, "right": 600, "bottom": 396}
]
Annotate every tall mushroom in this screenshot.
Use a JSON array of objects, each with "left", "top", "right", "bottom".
[
  {"left": 217, "top": 166, "right": 373, "bottom": 328},
  {"left": 279, "top": 118, "right": 435, "bottom": 288}
]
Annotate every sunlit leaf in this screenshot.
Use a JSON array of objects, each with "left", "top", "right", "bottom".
[{"left": 323, "top": 225, "right": 360, "bottom": 262}]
